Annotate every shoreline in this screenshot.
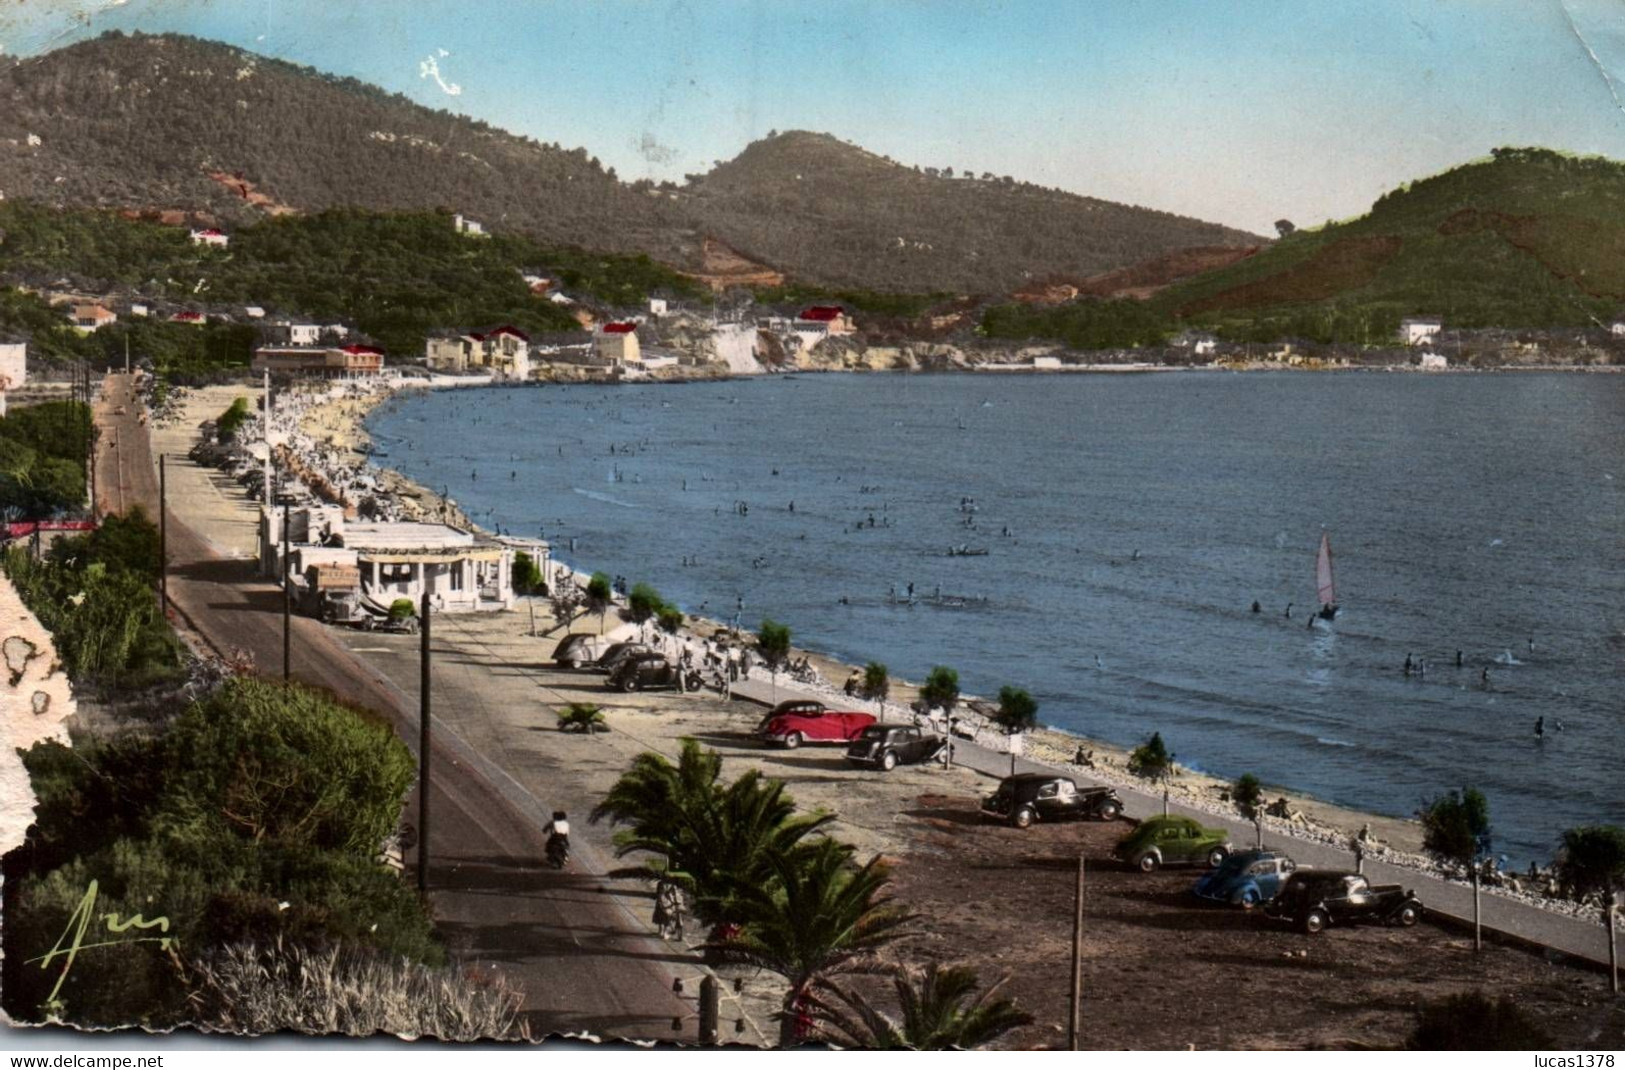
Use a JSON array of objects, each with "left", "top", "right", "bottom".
[{"left": 295, "top": 374, "right": 1595, "bottom": 920}]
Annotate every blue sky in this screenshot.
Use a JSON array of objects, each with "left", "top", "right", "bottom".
[{"left": 4, "top": 0, "right": 1625, "bottom": 233}]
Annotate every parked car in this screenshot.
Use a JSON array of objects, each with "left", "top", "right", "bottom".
[
  {"left": 1192, "top": 849, "right": 1302, "bottom": 909},
  {"left": 754, "top": 700, "right": 830, "bottom": 734},
  {"left": 1113, "top": 816, "right": 1231, "bottom": 872},
  {"left": 608, "top": 654, "right": 702, "bottom": 693},
  {"left": 1263, "top": 871, "right": 1423, "bottom": 934},
  {"left": 979, "top": 773, "right": 1124, "bottom": 828},
  {"left": 845, "top": 725, "right": 945, "bottom": 771},
  {"left": 593, "top": 642, "right": 656, "bottom": 675},
  {"left": 552, "top": 633, "right": 615, "bottom": 669},
  {"left": 758, "top": 705, "right": 875, "bottom": 748}
]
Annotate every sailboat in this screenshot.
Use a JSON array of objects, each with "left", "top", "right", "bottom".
[{"left": 1315, "top": 533, "right": 1339, "bottom": 620}]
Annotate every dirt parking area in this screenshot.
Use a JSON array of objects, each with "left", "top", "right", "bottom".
[{"left": 885, "top": 796, "right": 1625, "bottom": 1049}]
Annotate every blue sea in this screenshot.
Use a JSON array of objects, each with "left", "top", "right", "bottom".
[{"left": 368, "top": 371, "right": 1625, "bottom": 865}]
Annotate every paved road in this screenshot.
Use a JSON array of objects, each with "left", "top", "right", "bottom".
[
  {"left": 95, "top": 373, "right": 695, "bottom": 1042},
  {"left": 731, "top": 676, "right": 1618, "bottom": 971}
]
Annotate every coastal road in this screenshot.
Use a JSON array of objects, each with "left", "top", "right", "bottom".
[
  {"left": 94, "top": 373, "right": 696, "bottom": 1042},
  {"left": 729, "top": 676, "right": 1619, "bottom": 972}
]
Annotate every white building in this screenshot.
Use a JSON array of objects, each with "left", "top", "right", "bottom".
[
  {"left": 0, "top": 342, "right": 26, "bottom": 418},
  {"left": 70, "top": 303, "right": 117, "bottom": 331},
  {"left": 190, "top": 228, "right": 229, "bottom": 248},
  {"left": 1609, "top": 320, "right": 1625, "bottom": 337},
  {"left": 453, "top": 213, "right": 490, "bottom": 238},
  {"left": 649, "top": 298, "right": 669, "bottom": 317},
  {"left": 265, "top": 322, "right": 324, "bottom": 346},
  {"left": 425, "top": 326, "right": 531, "bottom": 380},
  {"left": 263, "top": 507, "right": 545, "bottom": 615},
  {"left": 1399, "top": 317, "right": 1443, "bottom": 346}
]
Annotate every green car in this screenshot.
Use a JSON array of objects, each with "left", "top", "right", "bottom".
[{"left": 1113, "top": 816, "right": 1232, "bottom": 873}]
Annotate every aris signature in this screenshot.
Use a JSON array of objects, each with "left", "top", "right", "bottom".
[{"left": 25, "top": 879, "right": 175, "bottom": 1008}]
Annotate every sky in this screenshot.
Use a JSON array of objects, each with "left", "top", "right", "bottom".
[{"left": 4, "top": 0, "right": 1625, "bottom": 234}]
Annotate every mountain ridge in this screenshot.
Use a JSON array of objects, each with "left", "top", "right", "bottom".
[{"left": 0, "top": 32, "right": 1262, "bottom": 295}]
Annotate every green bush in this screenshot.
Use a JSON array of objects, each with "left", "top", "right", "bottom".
[
  {"left": 1409, "top": 992, "right": 1553, "bottom": 1049},
  {"left": 862, "top": 662, "right": 890, "bottom": 702},
  {"left": 1417, "top": 787, "right": 1491, "bottom": 870},
  {"left": 656, "top": 604, "right": 684, "bottom": 634},
  {"left": 993, "top": 686, "right": 1038, "bottom": 735},
  {"left": 919, "top": 666, "right": 960, "bottom": 714},
  {"left": 1233, "top": 773, "right": 1263, "bottom": 820},
  {"left": 387, "top": 598, "right": 416, "bottom": 620},
  {"left": 157, "top": 678, "right": 415, "bottom": 856},
  {"left": 628, "top": 582, "right": 662, "bottom": 623},
  {"left": 0, "top": 400, "right": 91, "bottom": 516},
  {"left": 216, "top": 396, "right": 251, "bottom": 442},
  {"left": 757, "top": 619, "right": 792, "bottom": 672},
  {"left": 512, "top": 551, "right": 544, "bottom": 594},
  {"left": 1128, "top": 732, "right": 1174, "bottom": 783}
]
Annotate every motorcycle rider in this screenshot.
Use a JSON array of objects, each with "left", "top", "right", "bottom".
[{"left": 546, "top": 810, "right": 570, "bottom": 867}]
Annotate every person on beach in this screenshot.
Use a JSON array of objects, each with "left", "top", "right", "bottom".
[
  {"left": 1285, "top": 602, "right": 1293, "bottom": 619},
  {"left": 1535, "top": 716, "right": 1545, "bottom": 739},
  {"left": 1404, "top": 653, "right": 1413, "bottom": 676}
]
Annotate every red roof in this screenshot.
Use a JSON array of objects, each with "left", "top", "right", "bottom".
[
  {"left": 797, "top": 306, "right": 845, "bottom": 322},
  {"left": 197, "top": 228, "right": 225, "bottom": 237},
  {"left": 485, "top": 325, "right": 530, "bottom": 341},
  {"left": 342, "top": 344, "right": 384, "bottom": 355},
  {"left": 602, "top": 322, "right": 637, "bottom": 334},
  {"left": 170, "top": 311, "right": 204, "bottom": 321}
]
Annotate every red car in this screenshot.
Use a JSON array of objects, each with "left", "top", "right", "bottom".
[{"left": 756, "top": 700, "right": 875, "bottom": 749}]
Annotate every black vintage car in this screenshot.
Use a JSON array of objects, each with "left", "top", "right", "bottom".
[
  {"left": 593, "top": 642, "right": 656, "bottom": 675},
  {"left": 980, "top": 773, "right": 1124, "bottom": 828},
  {"left": 1263, "top": 871, "right": 1423, "bottom": 934},
  {"left": 607, "top": 654, "right": 701, "bottom": 693},
  {"left": 845, "top": 725, "right": 946, "bottom": 771}
]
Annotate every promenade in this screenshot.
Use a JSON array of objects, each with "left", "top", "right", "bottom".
[{"left": 730, "top": 674, "right": 1618, "bottom": 972}]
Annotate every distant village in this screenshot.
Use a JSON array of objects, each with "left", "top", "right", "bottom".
[{"left": 6, "top": 212, "right": 1625, "bottom": 417}]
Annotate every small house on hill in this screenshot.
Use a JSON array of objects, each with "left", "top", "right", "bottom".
[
  {"left": 795, "top": 306, "right": 855, "bottom": 335},
  {"left": 170, "top": 310, "right": 206, "bottom": 326},
  {"left": 595, "top": 322, "right": 642, "bottom": 366},
  {"left": 190, "top": 228, "right": 229, "bottom": 248},
  {"left": 1399, "top": 317, "right": 1442, "bottom": 346},
  {"left": 70, "top": 303, "right": 117, "bottom": 331},
  {"left": 1609, "top": 318, "right": 1625, "bottom": 337},
  {"left": 453, "top": 213, "right": 490, "bottom": 238}
]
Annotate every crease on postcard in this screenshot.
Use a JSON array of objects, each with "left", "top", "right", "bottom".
[{"left": 0, "top": 570, "right": 78, "bottom": 1026}]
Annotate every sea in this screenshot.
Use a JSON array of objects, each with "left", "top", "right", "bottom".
[{"left": 367, "top": 371, "right": 1625, "bottom": 866}]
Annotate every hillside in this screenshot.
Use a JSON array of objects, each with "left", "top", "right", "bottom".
[
  {"left": 984, "top": 148, "right": 1625, "bottom": 348},
  {"left": 677, "top": 131, "right": 1263, "bottom": 292},
  {"left": 0, "top": 33, "right": 1261, "bottom": 295}
]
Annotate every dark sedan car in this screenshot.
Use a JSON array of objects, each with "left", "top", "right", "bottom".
[
  {"left": 980, "top": 773, "right": 1124, "bottom": 828},
  {"left": 593, "top": 642, "right": 656, "bottom": 674},
  {"left": 607, "top": 654, "right": 699, "bottom": 693},
  {"left": 1263, "top": 871, "right": 1422, "bottom": 934},
  {"left": 845, "top": 725, "right": 945, "bottom": 771}
]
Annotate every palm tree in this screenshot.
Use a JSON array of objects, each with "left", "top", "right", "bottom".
[
  {"left": 591, "top": 739, "right": 723, "bottom": 884},
  {"left": 807, "top": 962, "right": 1034, "bottom": 1050},
  {"left": 710, "top": 840, "right": 915, "bottom": 1047},
  {"left": 682, "top": 769, "right": 835, "bottom": 925},
  {"left": 556, "top": 703, "right": 607, "bottom": 734}
]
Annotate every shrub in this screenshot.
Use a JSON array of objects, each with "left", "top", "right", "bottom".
[
  {"left": 628, "top": 582, "right": 662, "bottom": 623},
  {"left": 1418, "top": 787, "right": 1491, "bottom": 870},
  {"left": 512, "top": 551, "right": 544, "bottom": 594},
  {"left": 189, "top": 940, "right": 521, "bottom": 1040},
  {"left": 1408, "top": 992, "right": 1553, "bottom": 1049},
  {"left": 388, "top": 598, "right": 416, "bottom": 620},
  {"left": 993, "top": 686, "right": 1038, "bottom": 735},
  {"left": 157, "top": 677, "right": 414, "bottom": 856},
  {"left": 862, "top": 662, "right": 890, "bottom": 702},
  {"left": 1554, "top": 824, "right": 1625, "bottom": 904},
  {"left": 216, "top": 396, "right": 251, "bottom": 441},
  {"left": 1128, "top": 732, "right": 1174, "bottom": 783},
  {"left": 919, "top": 666, "right": 959, "bottom": 714},
  {"left": 757, "top": 619, "right": 792, "bottom": 672},
  {"left": 1233, "top": 773, "right": 1263, "bottom": 821},
  {"left": 656, "top": 604, "right": 684, "bottom": 634},
  {"left": 558, "top": 703, "right": 607, "bottom": 734}
]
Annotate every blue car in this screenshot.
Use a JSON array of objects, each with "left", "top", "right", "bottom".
[{"left": 1192, "top": 849, "right": 1301, "bottom": 909}]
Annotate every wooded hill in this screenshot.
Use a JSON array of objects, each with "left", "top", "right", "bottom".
[
  {"left": 983, "top": 148, "right": 1625, "bottom": 349},
  {"left": 0, "top": 32, "right": 1260, "bottom": 295}
]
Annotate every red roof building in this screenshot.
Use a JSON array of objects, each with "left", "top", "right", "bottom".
[
  {"left": 602, "top": 322, "right": 637, "bottom": 334},
  {"left": 794, "top": 306, "right": 855, "bottom": 334}
]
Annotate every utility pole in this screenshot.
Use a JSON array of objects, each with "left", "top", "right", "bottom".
[
  {"left": 159, "top": 454, "right": 168, "bottom": 616},
  {"left": 698, "top": 976, "right": 719, "bottom": 1045},
  {"left": 281, "top": 498, "right": 291, "bottom": 681},
  {"left": 1472, "top": 863, "right": 1483, "bottom": 952},
  {"left": 418, "top": 589, "right": 432, "bottom": 895},
  {"left": 1609, "top": 891, "right": 1619, "bottom": 995},
  {"left": 1068, "top": 855, "right": 1084, "bottom": 1051}
]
